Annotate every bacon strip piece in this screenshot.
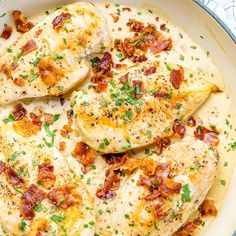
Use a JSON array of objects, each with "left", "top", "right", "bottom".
[
  {"left": 1, "top": 64, "right": 12, "bottom": 78},
  {"left": 173, "top": 119, "right": 186, "bottom": 139},
  {"left": 151, "top": 39, "right": 172, "bottom": 53},
  {"left": 194, "top": 126, "right": 219, "bottom": 147},
  {"left": 38, "top": 162, "right": 56, "bottom": 189},
  {"left": 20, "top": 184, "right": 46, "bottom": 219},
  {"left": 48, "top": 185, "right": 81, "bottom": 209},
  {"left": 22, "top": 40, "right": 38, "bottom": 56},
  {"left": 1, "top": 24, "right": 12, "bottom": 39},
  {"left": 12, "top": 10, "right": 34, "bottom": 33},
  {"left": 170, "top": 67, "right": 184, "bottom": 89},
  {"left": 12, "top": 103, "right": 27, "bottom": 121},
  {"left": 199, "top": 199, "right": 218, "bottom": 217},
  {"left": 52, "top": 13, "right": 71, "bottom": 31}
]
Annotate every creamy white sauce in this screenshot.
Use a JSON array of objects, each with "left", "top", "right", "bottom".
[{"left": 0, "top": 2, "right": 235, "bottom": 235}]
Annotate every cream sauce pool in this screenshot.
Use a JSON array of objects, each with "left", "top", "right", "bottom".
[{"left": 0, "top": 2, "right": 235, "bottom": 235}]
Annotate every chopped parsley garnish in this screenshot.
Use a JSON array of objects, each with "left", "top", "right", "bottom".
[
  {"left": 63, "top": 38, "right": 67, "bottom": 45},
  {"left": 53, "top": 114, "right": 60, "bottom": 122},
  {"left": 34, "top": 202, "right": 43, "bottom": 212},
  {"left": 57, "top": 85, "right": 64, "bottom": 91},
  {"left": 116, "top": 53, "right": 123, "bottom": 58},
  {"left": 7, "top": 48, "right": 13, "bottom": 53},
  {"left": 50, "top": 214, "right": 66, "bottom": 223},
  {"left": 90, "top": 57, "right": 99, "bottom": 67},
  {"left": 99, "top": 138, "right": 110, "bottom": 149},
  {"left": 179, "top": 54, "right": 185, "bottom": 61},
  {"left": 126, "top": 110, "right": 132, "bottom": 120},
  {"left": 179, "top": 33, "right": 183, "bottom": 39},
  {"left": 146, "top": 130, "right": 152, "bottom": 139},
  {"left": 190, "top": 45, "right": 197, "bottom": 49},
  {"left": 28, "top": 74, "right": 38, "bottom": 83},
  {"left": 33, "top": 57, "right": 39, "bottom": 67},
  {"left": 230, "top": 142, "right": 236, "bottom": 150},
  {"left": 83, "top": 101, "right": 90, "bottom": 106},
  {"left": 2, "top": 114, "right": 15, "bottom": 123},
  {"left": 221, "top": 179, "right": 226, "bottom": 186},
  {"left": 19, "top": 219, "right": 27, "bottom": 231},
  {"left": 181, "top": 184, "right": 191, "bottom": 202},
  {"left": 164, "top": 62, "right": 171, "bottom": 71},
  {"left": 8, "top": 151, "right": 21, "bottom": 161},
  {"left": 43, "top": 123, "right": 55, "bottom": 147}
]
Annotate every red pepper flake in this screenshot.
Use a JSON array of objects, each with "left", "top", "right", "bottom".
[
  {"left": 12, "top": 10, "right": 34, "bottom": 33},
  {"left": 194, "top": 126, "right": 219, "bottom": 147},
  {"left": 173, "top": 119, "right": 186, "bottom": 139},
  {"left": 1, "top": 24, "right": 12, "bottom": 39},
  {"left": 12, "top": 103, "right": 27, "bottom": 121},
  {"left": 170, "top": 67, "right": 184, "bottom": 89},
  {"left": 144, "top": 66, "right": 156, "bottom": 76},
  {"left": 187, "top": 116, "right": 196, "bottom": 127},
  {"left": 151, "top": 39, "right": 172, "bottom": 54},
  {"left": 20, "top": 184, "right": 46, "bottom": 219},
  {"left": 22, "top": 40, "right": 38, "bottom": 56},
  {"left": 52, "top": 12, "right": 71, "bottom": 31}
]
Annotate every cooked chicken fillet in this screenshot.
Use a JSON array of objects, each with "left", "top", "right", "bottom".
[
  {"left": 0, "top": 2, "right": 111, "bottom": 105},
  {"left": 0, "top": 125, "right": 95, "bottom": 236},
  {"left": 95, "top": 137, "right": 219, "bottom": 236},
  {"left": 72, "top": 61, "right": 217, "bottom": 153}
]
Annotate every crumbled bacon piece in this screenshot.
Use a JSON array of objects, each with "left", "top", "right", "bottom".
[
  {"left": 30, "top": 112, "right": 42, "bottom": 126},
  {"left": 151, "top": 39, "right": 172, "bottom": 53},
  {"left": 133, "top": 80, "right": 143, "bottom": 99},
  {"left": 20, "top": 184, "right": 46, "bottom": 219},
  {"left": 174, "top": 218, "right": 202, "bottom": 236},
  {"left": 158, "top": 179, "right": 182, "bottom": 196},
  {"left": 13, "top": 77, "right": 25, "bottom": 87},
  {"left": 11, "top": 62, "right": 19, "bottom": 70},
  {"left": 43, "top": 113, "right": 54, "bottom": 124},
  {"left": 173, "top": 119, "right": 186, "bottom": 139},
  {"left": 93, "top": 52, "right": 113, "bottom": 74},
  {"left": 160, "top": 24, "right": 166, "bottom": 31},
  {"left": 113, "top": 63, "right": 127, "bottom": 70},
  {"left": 12, "top": 10, "right": 34, "bottom": 33},
  {"left": 123, "top": 37, "right": 136, "bottom": 57},
  {"left": 36, "top": 219, "right": 50, "bottom": 236},
  {"left": 38, "top": 58, "right": 64, "bottom": 86},
  {"left": 22, "top": 40, "right": 38, "bottom": 56},
  {"left": 153, "top": 204, "right": 166, "bottom": 219},
  {"left": 109, "top": 13, "right": 119, "bottom": 23},
  {"left": 132, "top": 55, "right": 147, "bottom": 63},
  {"left": 52, "top": 12, "right": 71, "bottom": 31},
  {"left": 96, "top": 169, "right": 120, "bottom": 200},
  {"left": 48, "top": 185, "right": 81, "bottom": 209},
  {"left": 118, "top": 73, "right": 129, "bottom": 84},
  {"left": 91, "top": 74, "right": 107, "bottom": 84},
  {"left": 60, "top": 124, "right": 73, "bottom": 138},
  {"left": 38, "top": 162, "right": 56, "bottom": 189},
  {"left": 13, "top": 117, "right": 41, "bottom": 137},
  {"left": 67, "top": 109, "right": 74, "bottom": 125},
  {"left": 72, "top": 142, "right": 97, "bottom": 173},
  {"left": 12, "top": 103, "right": 27, "bottom": 121},
  {"left": 199, "top": 199, "right": 218, "bottom": 217},
  {"left": 155, "top": 136, "right": 171, "bottom": 155},
  {"left": 194, "top": 126, "right": 219, "bottom": 147},
  {"left": 127, "top": 19, "right": 145, "bottom": 32},
  {"left": 0, "top": 161, "right": 6, "bottom": 173},
  {"left": 154, "top": 91, "right": 168, "bottom": 99},
  {"left": 187, "top": 116, "right": 196, "bottom": 127},
  {"left": 122, "top": 7, "right": 131, "bottom": 12},
  {"left": 5, "top": 167, "right": 24, "bottom": 186},
  {"left": 1, "top": 63, "right": 12, "bottom": 78},
  {"left": 102, "top": 153, "right": 130, "bottom": 166},
  {"left": 170, "top": 67, "right": 184, "bottom": 89},
  {"left": 1, "top": 24, "right": 12, "bottom": 39},
  {"left": 144, "top": 66, "right": 156, "bottom": 76},
  {"left": 94, "top": 83, "right": 108, "bottom": 93},
  {"left": 140, "top": 158, "right": 157, "bottom": 176}
]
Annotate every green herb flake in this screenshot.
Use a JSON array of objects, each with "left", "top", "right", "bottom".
[
  {"left": 53, "top": 114, "right": 60, "bottom": 122},
  {"left": 220, "top": 179, "right": 226, "bottom": 186},
  {"left": 2, "top": 114, "right": 15, "bottom": 123},
  {"left": 132, "top": 38, "right": 142, "bottom": 46},
  {"left": 179, "top": 33, "right": 183, "bottom": 39},
  {"left": 146, "top": 130, "right": 152, "bottom": 139},
  {"left": 181, "top": 184, "right": 191, "bottom": 203},
  {"left": 19, "top": 219, "right": 27, "bottom": 231},
  {"left": 9, "top": 151, "right": 21, "bottom": 161},
  {"left": 50, "top": 214, "right": 66, "bottom": 223},
  {"left": 179, "top": 54, "right": 185, "bottom": 61}
]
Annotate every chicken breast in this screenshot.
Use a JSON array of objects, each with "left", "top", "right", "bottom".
[
  {"left": 95, "top": 137, "right": 219, "bottom": 236},
  {"left": 0, "top": 2, "right": 111, "bottom": 105},
  {"left": 72, "top": 61, "right": 218, "bottom": 153},
  {"left": 0, "top": 124, "right": 95, "bottom": 236}
]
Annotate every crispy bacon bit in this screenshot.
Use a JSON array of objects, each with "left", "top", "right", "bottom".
[
  {"left": 30, "top": 112, "right": 42, "bottom": 126},
  {"left": 102, "top": 153, "right": 131, "bottom": 166},
  {"left": 187, "top": 116, "right": 196, "bottom": 127},
  {"left": 109, "top": 13, "right": 119, "bottom": 23},
  {"left": 22, "top": 40, "right": 38, "bottom": 56},
  {"left": 13, "top": 117, "right": 41, "bottom": 137},
  {"left": 170, "top": 67, "right": 184, "bottom": 89},
  {"left": 1, "top": 24, "right": 12, "bottom": 39},
  {"left": 11, "top": 62, "right": 19, "bottom": 70},
  {"left": 5, "top": 167, "right": 24, "bottom": 186},
  {"left": 12, "top": 10, "right": 34, "bottom": 33},
  {"left": 91, "top": 74, "right": 107, "bottom": 84},
  {"left": 38, "top": 162, "right": 56, "bottom": 189},
  {"left": 59, "top": 141, "right": 66, "bottom": 151},
  {"left": 113, "top": 63, "right": 127, "bottom": 70},
  {"left": 199, "top": 199, "right": 218, "bottom": 217},
  {"left": 122, "top": 7, "right": 131, "bottom": 12},
  {"left": 12, "top": 103, "right": 27, "bottom": 121},
  {"left": 140, "top": 158, "right": 157, "bottom": 176},
  {"left": 38, "top": 58, "right": 64, "bottom": 86},
  {"left": 127, "top": 19, "right": 145, "bottom": 32},
  {"left": 158, "top": 179, "right": 182, "bottom": 196},
  {"left": 144, "top": 66, "right": 156, "bottom": 76},
  {"left": 36, "top": 219, "right": 50, "bottom": 236},
  {"left": 48, "top": 185, "right": 81, "bottom": 209},
  {"left": 174, "top": 218, "right": 202, "bottom": 236},
  {"left": 67, "top": 109, "right": 74, "bottom": 125},
  {"left": 155, "top": 136, "right": 171, "bottom": 155},
  {"left": 93, "top": 52, "right": 113, "bottom": 74},
  {"left": 20, "top": 184, "right": 46, "bottom": 219},
  {"left": 60, "top": 124, "right": 73, "bottom": 138},
  {"left": 151, "top": 39, "right": 172, "bottom": 53},
  {"left": 132, "top": 55, "right": 147, "bottom": 63},
  {"left": 153, "top": 204, "right": 166, "bottom": 219},
  {"left": 1, "top": 63, "right": 12, "bottom": 78},
  {"left": 35, "top": 28, "right": 43, "bottom": 36},
  {"left": 160, "top": 24, "right": 166, "bottom": 31},
  {"left": 96, "top": 169, "right": 120, "bottom": 200},
  {"left": 94, "top": 83, "right": 108, "bottom": 93},
  {"left": 72, "top": 142, "right": 97, "bottom": 173},
  {"left": 118, "top": 73, "right": 129, "bottom": 84},
  {"left": 43, "top": 113, "right": 54, "bottom": 124},
  {"left": 154, "top": 91, "right": 168, "bottom": 98},
  {"left": 194, "top": 126, "right": 219, "bottom": 147},
  {"left": 105, "top": 3, "right": 110, "bottom": 8},
  {"left": 52, "top": 12, "right": 71, "bottom": 30},
  {"left": 173, "top": 119, "right": 186, "bottom": 139},
  {"left": 13, "top": 77, "right": 26, "bottom": 87},
  {"left": 133, "top": 80, "right": 143, "bottom": 99}
]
